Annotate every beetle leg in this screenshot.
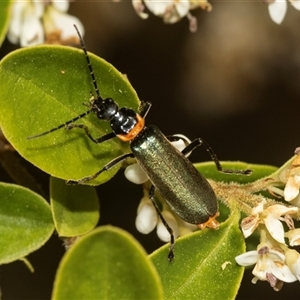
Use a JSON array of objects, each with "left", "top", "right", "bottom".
[
  {"left": 180, "top": 138, "right": 252, "bottom": 176},
  {"left": 66, "top": 123, "right": 116, "bottom": 144},
  {"left": 149, "top": 185, "right": 175, "bottom": 261},
  {"left": 138, "top": 101, "right": 152, "bottom": 119},
  {"left": 67, "top": 152, "right": 134, "bottom": 185},
  {"left": 167, "top": 134, "right": 190, "bottom": 145}
]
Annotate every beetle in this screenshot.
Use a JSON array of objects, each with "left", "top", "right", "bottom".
[{"left": 28, "top": 25, "right": 252, "bottom": 260}]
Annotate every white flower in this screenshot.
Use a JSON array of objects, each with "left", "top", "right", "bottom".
[
  {"left": 135, "top": 197, "right": 158, "bottom": 234},
  {"left": 270, "top": 150, "right": 300, "bottom": 207},
  {"left": 285, "top": 228, "right": 300, "bottom": 246},
  {"left": 125, "top": 163, "right": 149, "bottom": 184},
  {"left": 144, "top": 0, "right": 190, "bottom": 24},
  {"left": 51, "top": 1, "right": 69, "bottom": 12},
  {"left": 268, "top": 0, "right": 300, "bottom": 24},
  {"left": 240, "top": 200, "right": 298, "bottom": 244},
  {"left": 8, "top": 1, "right": 44, "bottom": 47},
  {"left": 7, "top": 0, "right": 84, "bottom": 46},
  {"left": 284, "top": 175, "right": 300, "bottom": 201},
  {"left": 285, "top": 249, "right": 300, "bottom": 281},
  {"left": 132, "top": 0, "right": 212, "bottom": 32},
  {"left": 235, "top": 243, "right": 297, "bottom": 290},
  {"left": 283, "top": 154, "right": 300, "bottom": 202},
  {"left": 276, "top": 151, "right": 300, "bottom": 205},
  {"left": 43, "top": 3, "right": 84, "bottom": 44}
]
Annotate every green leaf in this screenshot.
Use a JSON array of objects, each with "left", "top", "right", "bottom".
[
  {"left": 50, "top": 177, "right": 99, "bottom": 237},
  {"left": 195, "top": 161, "right": 277, "bottom": 183},
  {"left": 0, "top": 182, "right": 54, "bottom": 264},
  {"left": 52, "top": 226, "right": 164, "bottom": 300},
  {"left": 150, "top": 210, "right": 245, "bottom": 300},
  {"left": 0, "top": 0, "right": 11, "bottom": 47},
  {"left": 0, "top": 45, "right": 140, "bottom": 185}
]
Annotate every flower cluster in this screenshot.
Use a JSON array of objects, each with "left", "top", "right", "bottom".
[
  {"left": 131, "top": 0, "right": 300, "bottom": 29},
  {"left": 236, "top": 242, "right": 299, "bottom": 291},
  {"left": 235, "top": 150, "right": 300, "bottom": 290},
  {"left": 132, "top": 0, "right": 212, "bottom": 32},
  {"left": 279, "top": 147, "right": 300, "bottom": 207},
  {"left": 8, "top": 0, "right": 84, "bottom": 47},
  {"left": 267, "top": 0, "right": 300, "bottom": 24},
  {"left": 235, "top": 201, "right": 299, "bottom": 290}
]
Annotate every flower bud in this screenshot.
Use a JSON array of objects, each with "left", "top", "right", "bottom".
[
  {"left": 124, "top": 163, "right": 149, "bottom": 184},
  {"left": 135, "top": 202, "right": 157, "bottom": 234}
]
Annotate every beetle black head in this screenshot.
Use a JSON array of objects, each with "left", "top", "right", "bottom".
[{"left": 91, "top": 98, "right": 118, "bottom": 121}]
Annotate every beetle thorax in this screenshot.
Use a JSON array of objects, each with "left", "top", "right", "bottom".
[{"left": 111, "top": 108, "right": 139, "bottom": 135}]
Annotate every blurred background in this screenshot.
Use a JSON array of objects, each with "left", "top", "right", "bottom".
[{"left": 1, "top": 1, "right": 300, "bottom": 299}]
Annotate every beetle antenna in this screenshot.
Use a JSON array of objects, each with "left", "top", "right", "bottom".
[
  {"left": 27, "top": 110, "right": 91, "bottom": 139},
  {"left": 73, "top": 24, "right": 101, "bottom": 100}
]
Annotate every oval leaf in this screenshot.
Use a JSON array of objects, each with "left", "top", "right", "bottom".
[
  {"left": 50, "top": 177, "right": 99, "bottom": 237},
  {"left": 150, "top": 210, "right": 245, "bottom": 300},
  {"left": 0, "top": 182, "right": 54, "bottom": 264},
  {"left": 52, "top": 226, "right": 164, "bottom": 299},
  {"left": 0, "top": 0, "right": 11, "bottom": 46},
  {"left": 0, "top": 45, "right": 140, "bottom": 185}
]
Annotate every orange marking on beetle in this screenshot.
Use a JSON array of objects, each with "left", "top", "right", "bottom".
[
  {"left": 117, "top": 114, "right": 145, "bottom": 142},
  {"left": 197, "top": 212, "right": 220, "bottom": 230}
]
